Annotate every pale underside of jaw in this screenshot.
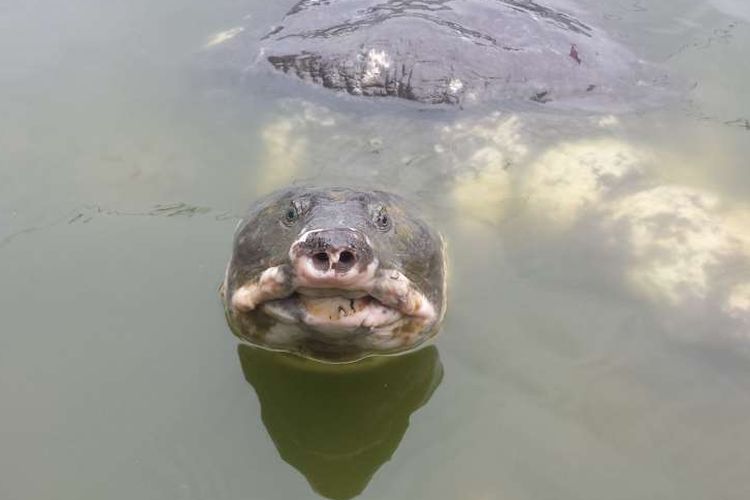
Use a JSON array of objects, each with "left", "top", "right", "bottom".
[
  {"left": 229, "top": 264, "right": 437, "bottom": 333},
  {"left": 262, "top": 294, "right": 405, "bottom": 333}
]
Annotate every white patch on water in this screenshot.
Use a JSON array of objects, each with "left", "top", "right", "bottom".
[
  {"left": 257, "top": 101, "right": 337, "bottom": 193},
  {"left": 440, "top": 113, "right": 527, "bottom": 225},
  {"left": 607, "top": 186, "right": 742, "bottom": 303},
  {"left": 361, "top": 49, "right": 391, "bottom": 83},
  {"left": 502, "top": 129, "right": 750, "bottom": 327},
  {"left": 524, "top": 139, "right": 645, "bottom": 227},
  {"left": 597, "top": 115, "right": 620, "bottom": 128},
  {"left": 726, "top": 283, "right": 750, "bottom": 317},
  {"left": 448, "top": 78, "right": 464, "bottom": 94},
  {"left": 445, "top": 117, "right": 750, "bottom": 324},
  {"left": 204, "top": 27, "right": 244, "bottom": 48}
]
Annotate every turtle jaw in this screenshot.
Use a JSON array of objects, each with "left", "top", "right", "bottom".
[
  {"left": 227, "top": 263, "right": 437, "bottom": 336},
  {"left": 261, "top": 293, "right": 406, "bottom": 334}
]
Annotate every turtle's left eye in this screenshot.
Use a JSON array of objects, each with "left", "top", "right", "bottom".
[
  {"left": 374, "top": 206, "right": 391, "bottom": 231},
  {"left": 282, "top": 203, "right": 299, "bottom": 226}
]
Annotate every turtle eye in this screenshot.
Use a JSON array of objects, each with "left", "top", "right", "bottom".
[
  {"left": 374, "top": 206, "right": 391, "bottom": 231},
  {"left": 282, "top": 202, "right": 299, "bottom": 226}
]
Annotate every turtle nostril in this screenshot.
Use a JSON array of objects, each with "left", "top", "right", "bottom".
[
  {"left": 337, "top": 250, "right": 357, "bottom": 272},
  {"left": 312, "top": 252, "right": 330, "bottom": 271},
  {"left": 339, "top": 251, "right": 355, "bottom": 264}
]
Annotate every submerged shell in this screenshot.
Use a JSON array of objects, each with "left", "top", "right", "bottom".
[{"left": 243, "top": 0, "right": 665, "bottom": 110}]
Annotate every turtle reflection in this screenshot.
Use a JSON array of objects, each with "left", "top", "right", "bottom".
[{"left": 238, "top": 344, "right": 443, "bottom": 500}]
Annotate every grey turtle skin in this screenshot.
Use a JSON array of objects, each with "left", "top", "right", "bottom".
[
  {"left": 247, "top": 0, "right": 662, "bottom": 110},
  {"left": 222, "top": 187, "right": 446, "bottom": 362}
]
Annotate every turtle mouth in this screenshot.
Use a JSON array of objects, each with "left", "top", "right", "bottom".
[
  {"left": 227, "top": 264, "right": 437, "bottom": 335},
  {"left": 261, "top": 290, "right": 406, "bottom": 333}
]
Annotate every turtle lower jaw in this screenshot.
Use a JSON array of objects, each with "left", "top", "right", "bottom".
[
  {"left": 261, "top": 293, "right": 406, "bottom": 334},
  {"left": 229, "top": 264, "right": 438, "bottom": 327},
  {"left": 225, "top": 267, "right": 442, "bottom": 361}
]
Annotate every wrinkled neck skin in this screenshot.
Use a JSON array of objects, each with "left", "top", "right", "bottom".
[{"left": 222, "top": 188, "right": 446, "bottom": 363}]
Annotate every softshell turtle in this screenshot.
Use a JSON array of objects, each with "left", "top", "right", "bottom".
[
  {"left": 209, "top": 0, "right": 667, "bottom": 111},
  {"left": 222, "top": 186, "right": 446, "bottom": 362}
]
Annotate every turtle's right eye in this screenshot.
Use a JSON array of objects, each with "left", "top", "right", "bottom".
[
  {"left": 373, "top": 206, "right": 392, "bottom": 231},
  {"left": 282, "top": 203, "right": 299, "bottom": 226}
]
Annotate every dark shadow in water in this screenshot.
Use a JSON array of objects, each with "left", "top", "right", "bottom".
[{"left": 238, "top": 344, "right": 443, "bottom": 500}]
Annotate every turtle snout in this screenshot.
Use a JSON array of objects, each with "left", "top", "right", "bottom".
[{"left": 291, "top": 229, "right": 375, "bottom": 285}]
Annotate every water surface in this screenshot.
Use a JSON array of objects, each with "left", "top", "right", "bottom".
[{"left": 2, "top": 1, "right": 750, "bottom": 499}]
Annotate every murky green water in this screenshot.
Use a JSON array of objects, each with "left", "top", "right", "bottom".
[{"left": 2, "top": 1, "right": 750, "bottom": 499}]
